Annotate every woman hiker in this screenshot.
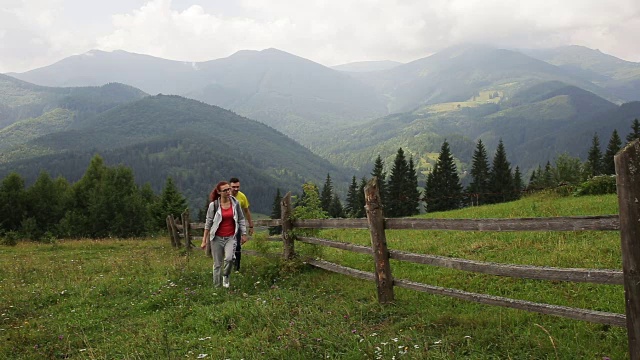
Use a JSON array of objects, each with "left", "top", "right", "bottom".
[{"left": 201, "top": 181, "right": 247, "bottom": 288}]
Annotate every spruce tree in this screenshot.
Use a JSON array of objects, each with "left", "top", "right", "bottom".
[
  {"left": 356, "top": 177, "right": 367, "bottom": 218},
  {"left": 328, "top": 194, "right": 345, "bottom": 218},
  {"left": 425, "top": 140, "right": 462, "bottom": 212},
  {"left": 466, "top": 139, "right": 491, "bottom": 206},
  {"left": 626, "top": 118, "right": 640, "bottom": 144},
  {"left": 513, "top": 166, "right": 523, "bottom": 200},
  {"left": 371, "top": 155, "right": 388, "bottom": 205},
  {"left": 405, "top": 157, "right": 421, "bottom": 215},
  {"left": 603, "top": 129, "right": 622, "bottom": 175},
  {"left": 586, "top": 133, "right": 603, "bottom": 177},
  {"left": 320, "top": 173, "right": 333, "bottom": 213},
  {"left": 345, "top": 176, "right": 359, "bottom": 217},
  {"left": 269, "top": 188, "right": 282, "bottom": 235},
  {"left": 0, "top": 172, "right": 26, "bottom": 232},
  {"left": 386, "top": 148, "right": 410, "bottom": 217},
  {"left": 543, "top": 161, "right": 553, "bottom": 188},
  {"left": 159, "top": 177, "right": 188, "bottom": 224},
  {"left": 488, "top": 140, "right": 514, "bottom": 203}
]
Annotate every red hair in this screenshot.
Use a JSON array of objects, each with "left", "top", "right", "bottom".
[{"left": 209, "top": 181, "right": 229, "bottom": 203}]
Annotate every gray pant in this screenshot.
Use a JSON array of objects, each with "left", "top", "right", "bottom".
[{"left": 212, "top": 235, "right": 236, "bottom": 287}]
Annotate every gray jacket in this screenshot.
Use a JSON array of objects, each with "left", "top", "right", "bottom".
[{"left": 204, "top": 196, "right": 247, "bottom": 241}]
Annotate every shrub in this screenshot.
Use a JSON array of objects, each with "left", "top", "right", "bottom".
[
  {"left": 0, "top": 231, "right": 19, "bottom": 246},
  {"left": 573, "top": 175, "right": 617, "bottom": 196}
]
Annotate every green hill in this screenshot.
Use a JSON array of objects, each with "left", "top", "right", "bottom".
[{"left": 0, "top": 95, "right": 350, "bottom": 214}]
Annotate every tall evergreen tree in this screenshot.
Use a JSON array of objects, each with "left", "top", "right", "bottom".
[
  {"left": 386, "top": 148, "right": 410, "bottom": 217},
  {"left": 320, "top": 173, "right": 333, "bottom": 213},
  {"left": 0, "top": 172, "right": 26, "bottom": 232},
  {"left": 543, "top": 161, "right": 553, "bottom": 188},
  {"left": 356, "top": 177, "right": 367, "bottom": 218},
  {"left": 603, "top": 129, "right": 622, "bottom": 175},
  {"left": 370, "top": 155, "right": 388, "bottom": 205},
  {"left": 159, "top": 177, "right": 188, "bottom": 226},
  {"left": 626, "top": 118, "right": 640, "bottom": 144},
  {"left": 513, "top": 166, "right": 523, "bottom": 200},
  {"left": 328, "top": 194, "right": 345, "bottom": 218},
  {"left": 424, "top": 140, "right": 463, "bottom": 212},
  {"left": 269, "top": 188, "right": 282, "bottom": 235},
  {"left": 24, "top": 171, "right": 70, "bottom": 239},
  {"left": 466, "top": 139, "right": 491, "bottom": 206},
  {"left": 586, "top": 133, "right": 603, "bottom": 177},
  {"left": 345, "top": 176, "right": 359, "bottom": 218},
  {"left": 405, "top": 157, "right": 421, "bottom": 215},
  {"left": 488, "top": 140, "right": 515, "bottom": 203}
]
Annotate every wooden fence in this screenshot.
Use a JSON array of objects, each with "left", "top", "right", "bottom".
[{"left": 166, "top": 140, "right": 640, "bottom": 358}]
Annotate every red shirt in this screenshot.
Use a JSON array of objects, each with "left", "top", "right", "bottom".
[{"left": 215, "top": 204, "right": 236, "bottom": 237}]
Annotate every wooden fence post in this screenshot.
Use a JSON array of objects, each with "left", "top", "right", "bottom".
[
  {"left": 364, "top": 177, "right": 394, "bottom": 303},
  {"left": 281, "top": 192, "right": 294, "bottom": 260},
  {"left": 182, "top": 209, "right": 191, "bottom": 251},
  {"left": 166, "top": 215, "right": 177, "bottom": 247},
  {"left": 615, "top": 139, "right": 640, "bottom": 360},
  {"left": 167, "top": 215, "right": 180, "bottom": 247}
]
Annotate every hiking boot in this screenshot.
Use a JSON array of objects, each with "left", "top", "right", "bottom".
[{"left": 222, "top": 276, "right": 230, "bottom": 288}]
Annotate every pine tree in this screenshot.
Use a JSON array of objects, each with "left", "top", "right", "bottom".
[
  {"left": 0, "top": 172, "right": 26, "bottom": 232},
  {"left": 328, "top": 194, "right": 344, "bottom": 218},
  {"left": 603, "top": 129, "right": 622, "bottom": 175},
  {"left": 345, "top": 176, "right": 359, "bottom": 217},
  {"left": 405, "top": 157, "right": 421, "bottom": 215},
  {"left": 370, "top": 155, "right": 388, "bottom": 205},
  {"left": 626, "top": 118, "right": 640, "bottom": 144},
  {"left": 466, "top": 139, "right": 491, "bottom": 206},
  {"left": 543, "top": 161, "right": 553, "bottom": 188},
  {"left": 320, "top": 173, "right": 333, "bottom": 213},
  {"left": 386, "top": 148, "right": 410, "bottom": 217},
  {"left": 513, "top": 166, "right": 523, "bottom": 200},
  {"left": 356, "top": 177, "right": 367, "bottom": 218},
  {"left": 586, "top": 133, "right": 603, "bottom": 177},
  {"left": 488, "top": 140, "right": 514, "bottom": 203},
  {"left": 269, "top": 188, "right": 282, "bottom": 235},
  {"left": 159, "top": 177, "right": 188, "bottom": 224},
  {"left": 424, "top": 140, "right": 462, "bottom": 212}
]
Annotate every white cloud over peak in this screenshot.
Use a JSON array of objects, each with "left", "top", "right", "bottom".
[{"left": 1, "top": 0, "right": 639, "bottom": 73}]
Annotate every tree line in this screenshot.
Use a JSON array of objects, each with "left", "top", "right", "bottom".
[
  {"left": 269, "top": 118, "right": 640, "bottom": 221},
  {"left": 0, "top": 155, "right": 188, "bottom": 243}
]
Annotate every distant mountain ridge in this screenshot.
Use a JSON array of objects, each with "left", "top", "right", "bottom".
[
  {"left": 10, "top": 44, "right": 639, "bottom": 149},
  {"left": 0, "top": 94, "right": 348, "bottom": 213}
]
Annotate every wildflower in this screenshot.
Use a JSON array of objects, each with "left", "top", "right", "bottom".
[
  {"left": 434, "top": 340, "right": 442, "bottom": 345},
  {"left": 464, "top": 335, "right": 471, "bottom": 339},
  {"left": 370, "top": 333, "right": 378, "bottom": 337},
  {"left": 58, "top": 335, "right": 64, "bottom": 340},
  {"left": 197, "top": 354, "right": 208, "bottom": 359},
  {"left": 79, "top": 349, "right": 87, "bottom": 352},
  {"left": 414, "top": 345, "right": 419, "bottom": 349},
  {"left": 352, "top": 329, "right": 357, "bottom": 334},
  {"left": 392, "top": 338, "right": 398, "bottom": 342}
]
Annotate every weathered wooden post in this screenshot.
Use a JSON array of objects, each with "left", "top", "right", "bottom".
[
  {"left": 182, "top": 209, "right": 191, "bottom": 251},
  {"left": 167, "top": 215, "right": 180, "bottom": 247},
  {"left": 166, "top": 215, "right": 176, "bottom": 247},
  {"left": 615, "top": 139, "right": 640, "bottom": 360},
  {"left": 281, "top": 192, "right": 294, "bottom": 260},
  {"left": 364, "top": 177, "right": 394, "bottom": 303}
]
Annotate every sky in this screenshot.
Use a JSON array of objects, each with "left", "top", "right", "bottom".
[{"left": 1, "top": 0, "right": 640, "bottom": 73}]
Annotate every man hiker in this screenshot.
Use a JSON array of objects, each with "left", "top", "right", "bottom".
[{"left": 229, "top": 177, "right": 253, "bottom": 271}]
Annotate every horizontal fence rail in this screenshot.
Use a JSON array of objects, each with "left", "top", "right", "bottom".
[
  {"left": 305, "top": 258, "right": 625, "bottom": 327},
  {"left": 298, "top": 236, "right": 623, "bottom": 285}
]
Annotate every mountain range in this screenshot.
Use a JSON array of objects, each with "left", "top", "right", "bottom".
[{"left": 2, "top": 43, "right": 640, "bottom": 211}]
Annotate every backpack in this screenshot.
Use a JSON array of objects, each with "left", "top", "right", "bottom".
[{"left": 204, "top": 200, "right": 219, "bottom": 258}]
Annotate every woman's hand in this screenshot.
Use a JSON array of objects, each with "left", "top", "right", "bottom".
[{"left": 241, "top": 234, "right": 248, "bottom": 245}]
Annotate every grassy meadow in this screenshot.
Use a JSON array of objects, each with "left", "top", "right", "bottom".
[{"left": 0, "top": 192, "right": 628, "bottom": 359}]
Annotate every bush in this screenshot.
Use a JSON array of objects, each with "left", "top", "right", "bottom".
[
  {"left": 573, "top": 175, "right": 617, "bottom": 196},
  {"left": 0, "top": 231, "right": 20, "bottom": 246}
]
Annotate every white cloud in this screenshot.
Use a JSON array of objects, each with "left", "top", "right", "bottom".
[{"left": 1, "top": 0, "right": 639, "bottom": 73}]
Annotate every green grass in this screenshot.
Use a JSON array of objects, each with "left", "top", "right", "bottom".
[{"left": 0, "top": 192, "right": 628, "bottom": 359}]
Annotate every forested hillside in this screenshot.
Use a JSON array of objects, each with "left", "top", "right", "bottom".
[{"left": 0, "top": 95, "right": 349, "bottom": 214}]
